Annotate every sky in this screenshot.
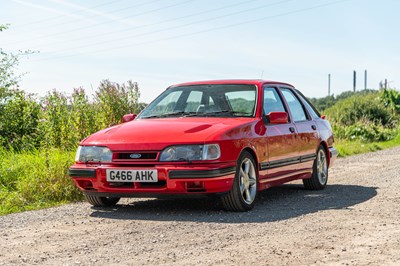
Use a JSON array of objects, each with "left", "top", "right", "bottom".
[{"left": 1, "top": 0, "right": 399, "bottom": 103}]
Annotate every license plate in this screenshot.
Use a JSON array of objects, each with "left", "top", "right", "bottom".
[{"left": 106, "top": 169, "right": 158, "bottom": 182}]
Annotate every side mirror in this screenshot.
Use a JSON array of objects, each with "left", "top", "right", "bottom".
[
  {"left": 122, "top": 114, "right": 137, "bottom": 123},
  {"left": 266, "top": 111, "right": 288, "bottom": 124}
]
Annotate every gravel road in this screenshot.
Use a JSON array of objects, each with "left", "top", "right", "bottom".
[{"left": 1, "top": 147, "right": 400, "bottom": 266}]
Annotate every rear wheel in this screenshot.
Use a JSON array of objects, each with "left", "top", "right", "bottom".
[
  {"left": 84, "top": 195, "right": 120, "bottom": 207},
  {"left": 303, "top": 145, "right": 328, "bottom": 190},
  {"left": 221, "top": 151, "right": 258, "bottom": 212}
]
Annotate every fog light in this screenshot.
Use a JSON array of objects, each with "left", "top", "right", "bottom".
[
  {"left": 77, "top": 180, "right": 93, "bottom": 190},
  {"left": 186, "top": 181, "right": 205, "bottom": 192}
]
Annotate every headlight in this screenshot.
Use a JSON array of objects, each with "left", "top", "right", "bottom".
[
  {"left": 75, "top": 146, "right": 113, "bottom": 163},
  {"left": 160, "top": 144, "right": 220, "bottom": 161}
]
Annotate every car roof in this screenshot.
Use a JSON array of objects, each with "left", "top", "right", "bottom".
[{"left": 170, "top": 79, "right": 294, "bottom": 88}]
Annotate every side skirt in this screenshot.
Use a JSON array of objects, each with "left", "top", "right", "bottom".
[{"left": 259, "top": 153, "right": 316, "bottom": 171}]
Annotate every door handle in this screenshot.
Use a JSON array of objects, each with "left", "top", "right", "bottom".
[
  {"left": 311, "top": 125, "right": 317, "bottom": 130},
  {"left": 289, "top": 127, "right": 295, "bottom": 133}
]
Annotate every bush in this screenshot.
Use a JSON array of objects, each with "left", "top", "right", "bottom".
[
  {"left": 322, "top": 90, "right": 400, "bottom": 142},
  {"left": 0, "top": 79, "right": 143, "bottom": 151},
  {"left": 0, "top": 90, "right": 41, "bottom": 150},
  {"left": 40, "top": 90, "right": 71, "bottom": 149},
  {"left": 324, "top": 92, "right": 394, "bottom": 127},
  {"left": 381, "top": 89, "right": 400, "bottom": 115},
  {"left": 308, "top": 89, "right": 377, "bottom": 112},
  {"left": 332, "top": 120, "right": 397, "bottom": 142},
  {"left": 309, "top": 95, "right": 335, "bottom": 112},
  {"left": 95, "top": 80, "right": 141, "bottom": 128}
]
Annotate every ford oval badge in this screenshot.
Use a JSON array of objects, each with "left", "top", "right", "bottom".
[{"left": 130, "top": 153, "right": 142, "bottom": 159}]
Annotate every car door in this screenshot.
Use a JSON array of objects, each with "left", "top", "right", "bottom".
[
  {"left": 259, "top": 86, "right": 300, "bottom": 182},
  {"left": 280, "top": 87, "right": 320, "bottom": 173}
]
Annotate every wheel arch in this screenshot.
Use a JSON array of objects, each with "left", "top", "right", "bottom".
[
  {"left": 221, "top": 146, "right": 259, "bottom": 211},
  {"left": 240, "top": 147, "right": 259, "bottom": 170},
  {"left": 319, "top": 141, "right": 331, "bottom": 166}
]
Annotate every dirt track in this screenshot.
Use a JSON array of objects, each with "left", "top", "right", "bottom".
[{"left": 1, "top": 147, "right": 400, "bottom": 265}]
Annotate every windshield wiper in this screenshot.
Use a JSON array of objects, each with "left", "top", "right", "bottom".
[
  {"left": 203, "top": 110, "right": 249, "bottom": 117},
  {"left": 141, "top": 110, "right": 251, "bottom": 119},
  {"left": 141, "top": 111, "right": 200, "bottom": 119}
]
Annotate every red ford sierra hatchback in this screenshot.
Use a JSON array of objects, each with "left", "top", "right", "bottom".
[{"left": 69, "top": 80, "right": 338, "bottom": 211}]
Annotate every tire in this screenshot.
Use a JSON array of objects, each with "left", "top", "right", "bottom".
[
  {"left": 84, "top": 195, "right": 120, "bottom": 207},
  {"left": 221, "top": 151, "right": 258, "bottom": 212},
  {"left": 303, "top": 145, "right": 328, "bottom": 190}
]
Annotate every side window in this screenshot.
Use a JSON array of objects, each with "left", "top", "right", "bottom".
[
  {"left": 295, "top": 89, "right": 320, "bottom": 119},
  {"left": 263, "top": 87, "right": 286, "bottom": 115},
  {"left": 281, "top": 88, "right": 308, "bottom": 122},
  {"left": 302, "top": 98, "right": 319, "bottom": 119}
]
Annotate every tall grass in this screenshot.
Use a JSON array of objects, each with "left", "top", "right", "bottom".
[
  {"left": 0, "top": 80, "right": 144, "bottom": 215},
  {"left": 335, "top": 133, "right": 400, "bottom": 157},
  {"left": 0, "top": 148, "right": 80, "bottom": 215}
]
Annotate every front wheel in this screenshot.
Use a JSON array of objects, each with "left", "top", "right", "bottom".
[
  {"left": 303, "top": 145, "right": 328, "bottom": 190},
  {"left": 84, "top": 195, "right": 120, "bottom": 207},
  {"left": 221, "top": 151, "right": 258, "bottom": 212}
]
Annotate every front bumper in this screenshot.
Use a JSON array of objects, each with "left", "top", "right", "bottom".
[
  {"left": 329, "top": 146, "right": 339, "bottom": 166},
  {"left": 69, "top": 163, "right": 236, "bottom": 197}
]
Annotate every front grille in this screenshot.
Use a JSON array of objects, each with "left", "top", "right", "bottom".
[
  {"left": 138, "top": 180, "right": 166, "bottom": 188},
  {"left": 108, "top": 182, "right": 134, "bottom": 188},
  {"left": 115, "top": 152, "right": 158, "bottom": 161}
]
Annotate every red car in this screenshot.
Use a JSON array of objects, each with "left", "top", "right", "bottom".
[{"left": 69, "top": 80, "right": 337, "bottom": 211}]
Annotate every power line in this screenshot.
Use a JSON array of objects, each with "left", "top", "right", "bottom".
[
  {"left": 10, "top": 0, "right": 125, "bottom": 28},
  {"left": 8, "top": 0, "right": 195, "bottom": 45},
  {"left": 26, "top": 0, "right": 261, "bottom": 49},
  {"left": 32, "top": 0, "right": 352, "bottom": 62},
  {"left": 35, "top": 0, "right": 291, "bottom": 51}
]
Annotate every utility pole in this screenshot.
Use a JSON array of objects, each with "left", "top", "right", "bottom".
[
  {"left": 364, "top": 70, "right": 367, "bottom": 90},
  {"left": 385, "top": 79, "right": 388, "bottom": 89},
  {"left": 328, "top": 74, "right": 331, "bottom": 96},
  {"left": 353, "top": 70, "right": 356, "bottom": 92}
]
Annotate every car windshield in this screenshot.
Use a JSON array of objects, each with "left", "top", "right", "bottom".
[{"left": 138, "top": 84, "right": 257, "bottom": 119}]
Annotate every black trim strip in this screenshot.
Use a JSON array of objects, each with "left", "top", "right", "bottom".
[
  {"left": 68, "top": 169, "right": 96, "bottom": 178},
  {"left": 260, "top": 153, "right": 316, "bottom": 170},
  {"left": 269, "top": 157, "right": 300, "bottom": 169},
  {"left": 169, "top": 167, "right": 236, "bottom": 179},
  {"left": 83, "top": 191, "right": 227, "bottom": 198},
  {"left": 259, "top": 162, "right": 269, "bottom": 170},
  {"left": 300, "top": 154, "right": 317, "bottom": 163}
]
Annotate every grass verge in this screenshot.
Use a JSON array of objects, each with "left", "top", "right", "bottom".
[
  {"left": 335, "top": 133, "right": 400, "bottom": 157},
  {"left": 0, "top": 149, "right": 82, "bottom": 216}
]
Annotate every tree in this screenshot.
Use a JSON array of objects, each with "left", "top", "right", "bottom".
[
  {"left": 1, "top": 24, "right": 39, "bottom": 150},
  {"left": 1, "top": 25, "right": 20, "bottom": 93},
  {"left": 95, "top": 79, "right": 141, "bottom": 127},
  {"left": 1, "top": 24, "right": 35, "bottom": 95}
]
